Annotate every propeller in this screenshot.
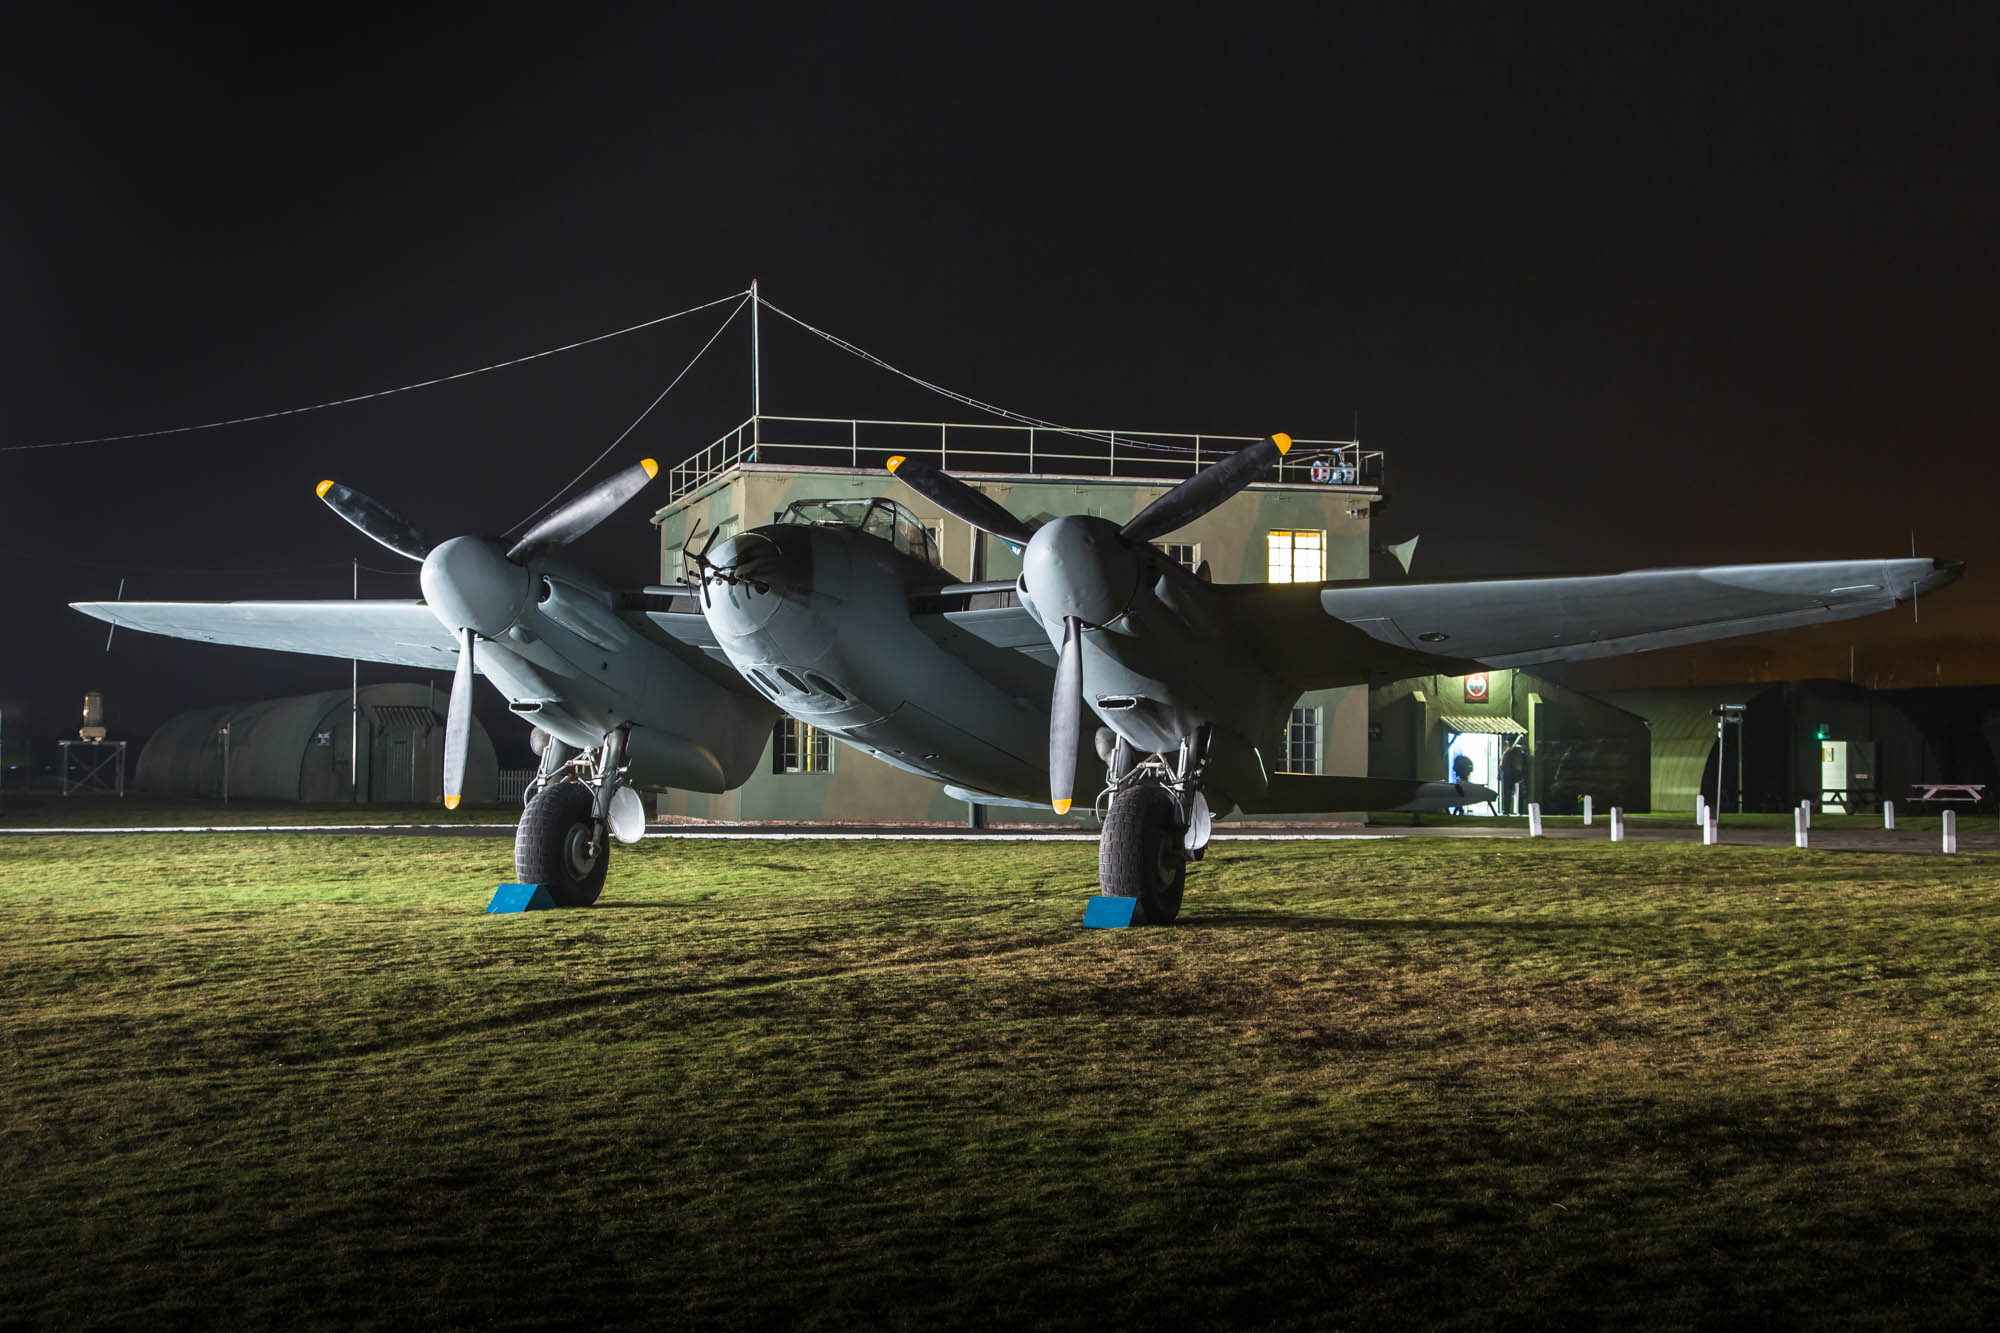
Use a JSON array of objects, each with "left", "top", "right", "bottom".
[
  {"left": 508, "top": 457, "right": 660, "bottom": 562},
  {"left": 316, "top": 480, "right": 432, "bottom": 561},
  {"left": 1050, "top": 617, "right": 1083, "bottom": 814},
  {"left": 315, "top": 457, "right": 662, "bottom": 808},
  {"left": 1118, "top": 433, "right": 1290, "bottom": 544},
  {"left": 887, "top": 434, "right": 1292, "bottom": 813},
  {"left": 444, "top": 628, "right": 474, "bottom": 809},
  {"left": 885, "top": 454, "right": 1036, "bottom": 547}
]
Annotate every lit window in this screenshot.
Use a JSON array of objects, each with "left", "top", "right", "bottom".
[
  {"left": 1267, "top": 530, "right": 1324, "bottom": 583},
  {"left": 772, "top": 719, "right": 832, "bottom": 774},
  {"left": 1280, "top": 707, "right": 1320, "bottom": 774},
  {"left": 1155, "top": 542, "right": 1200, "bottom": 571}
]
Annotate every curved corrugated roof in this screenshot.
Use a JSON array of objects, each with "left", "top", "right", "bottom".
[
  {"left": 1593, "top": 686, "right": 1779, "bottom": 811},
  {"left": 137, "top": 682, "right": 496, "bottom": 802}
]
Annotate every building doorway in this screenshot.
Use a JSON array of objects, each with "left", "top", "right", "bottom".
[{"left": 1445, "top": 731, "right": 1502, "bottom": 814}]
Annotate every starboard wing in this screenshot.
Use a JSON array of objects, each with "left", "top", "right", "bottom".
[{"left": 1226, "top": 557, "right": 1963, "bottom": 690}]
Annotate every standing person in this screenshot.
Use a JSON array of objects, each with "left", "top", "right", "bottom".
[
  {"left": 1500, "top": 740, "right": 1526, "bottom": 815},
  {"left": 1450, "top": 751, "right": 1475, "bottom": 814}
]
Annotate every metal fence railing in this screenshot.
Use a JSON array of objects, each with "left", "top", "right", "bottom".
[{"left": 667, "top": 415, "right": 1383, "bottom": 503}]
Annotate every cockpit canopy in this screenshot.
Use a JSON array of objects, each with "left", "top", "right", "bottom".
[{"left": 777, "top": 497, "right": 941, "bottom": 568}]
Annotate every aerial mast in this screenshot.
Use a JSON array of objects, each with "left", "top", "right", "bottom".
[{"left": 750, "top": 277, "right": 760, "bottom": 449}]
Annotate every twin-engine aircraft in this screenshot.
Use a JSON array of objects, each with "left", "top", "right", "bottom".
[{"left": 76, "top": 437, "right": 1961, "bottom": 923}]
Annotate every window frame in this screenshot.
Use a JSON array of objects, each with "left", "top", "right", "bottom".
[
  {"left": 1280, "top": 705, "right": 1321, "bottom": 774},
  {"left": 1267, "top": 529, "right": 1326, "bottom": 584},
  {"left": 772, "top": 718, "right": 833, "bottom": 774}
]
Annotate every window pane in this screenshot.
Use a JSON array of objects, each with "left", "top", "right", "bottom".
[
  {"left": 1296, "top": 532, "right": 1323, "bottom": 583},
  {"left": 1283, "top": 706, "right": 1320, "bottom": 774},
  {"left": 1267, "top": 531, "right": 1293, "bottom": 583},
  {"left": 1268, "top": 530, "right": 1327, "bottom": 584},
  {"left": 773, "top": 719, "right": 832, "bottom": 774}
]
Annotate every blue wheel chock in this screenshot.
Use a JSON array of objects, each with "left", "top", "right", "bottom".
[
  {"left": 1082, "top": 896, "right": 1139, "bottom": 929},
  {"left": 487, "top": 883, "right": 557, "bottom": 913}
]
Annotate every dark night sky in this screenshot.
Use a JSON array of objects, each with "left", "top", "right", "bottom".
[{"left": 4, "top": 6, "right": 1995, "bottom": 763}]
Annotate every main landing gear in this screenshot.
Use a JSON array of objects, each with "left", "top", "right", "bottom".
[
  {"left": 515, "top": 726, "right": 645, "bottom": 907},
  {"left": 1092, "top": 728, "right": 1214, "bottom": 926}
]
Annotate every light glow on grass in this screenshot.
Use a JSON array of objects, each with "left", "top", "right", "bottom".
[{"left": 3, "top": 834, "right": 1998, "bottom": 1325}]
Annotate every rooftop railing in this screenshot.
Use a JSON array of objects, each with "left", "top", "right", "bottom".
[{"left": 666, "top": 415, "right": 1382, "bottom": 503}]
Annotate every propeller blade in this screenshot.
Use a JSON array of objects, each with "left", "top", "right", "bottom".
[
  {"left": 885, "top": 454, "right": 1036, "bottom": 548},
  {"left": 316, "top": 480, "right": 432, "bottom": 561},
  {"left": 1119, "top": 433, "right": 1292, "bottom": 545},
  {"left": 443, "top": 627, "right": 473, "bottom": 810},
  {"left": 507, "top": 458, "right": 660, "bottom": 563},
  {"left": 1049, "top": 616, "right": 1083, "bottom": 814}
]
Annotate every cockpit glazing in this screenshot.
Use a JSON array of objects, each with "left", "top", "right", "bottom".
[{"left": 777, "top": 497, "right": 941, "bottom": 568}]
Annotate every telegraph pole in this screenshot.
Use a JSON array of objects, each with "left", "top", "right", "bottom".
[{"left": 351, "top": 558, "right": 360, "bottom": 803}]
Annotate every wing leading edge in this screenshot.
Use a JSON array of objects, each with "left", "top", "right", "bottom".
[
  {"left": 71, "top": 600, "right": 461, "bottom": 670},
  {"left": 1318, "top": 557, "right": 1963, "bottom": 673}
]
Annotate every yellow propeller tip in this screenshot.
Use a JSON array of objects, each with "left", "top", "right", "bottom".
[
  {"left": 1272, "top": 432, "right": 1293, "bottom": 455},
  {"left": 444, "top": 795, "right": 460, "bottom": 811},
  {"left": 316, "top": 479, "right": 335, "bottom": 498},
  {"left": 1052, "top": 798, "right": 1072, "bottom": 815},
  {"left": 640, "top": 458, "right": 659, "bottom": 479},
  {"left": 886, "top": 454, "right": 907, "bottom": 473}
]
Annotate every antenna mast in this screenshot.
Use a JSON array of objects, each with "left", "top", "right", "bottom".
[{"left": 750, "top": 278, "right": 761, "bottom": 448}]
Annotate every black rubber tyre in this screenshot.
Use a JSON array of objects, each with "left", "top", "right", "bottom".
[
  {"left": 515, "top": 781, "right": 607, "bottom": 907},
  {"left": 1098, "top": 784, "right": 1186, "bottom": 925}
]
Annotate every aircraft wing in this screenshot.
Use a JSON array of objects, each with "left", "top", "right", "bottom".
[
  {"left": 1232, "top": 557, "right": 1963, "bottom": 688},
  {"left": 928, "top": 582, "right": 1059, "bottom": 668},
  {"left": 630, "top": 586, "right": 733, "bottom": 664},
  {"left": 72, "top": 600, "right": 461, "bottom": 670},
  {"left": 1323, "top": 558, "right": 1962, "bottom": 668}
]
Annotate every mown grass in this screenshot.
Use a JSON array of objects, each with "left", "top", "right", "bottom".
[
  {"left": 4, "top": 834, "right": 1999, "bottom": 1329},
  {"left": 0, "top": 795, "right": 518, "bottom": 827}
]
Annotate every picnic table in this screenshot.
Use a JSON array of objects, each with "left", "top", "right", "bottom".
[{"left": 1906, "top": 783, "right": 1987, "bottom": 806}]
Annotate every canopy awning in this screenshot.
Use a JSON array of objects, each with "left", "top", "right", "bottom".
[{"left": 1441, "top": 714, "right": 1527, "bottom": 735}]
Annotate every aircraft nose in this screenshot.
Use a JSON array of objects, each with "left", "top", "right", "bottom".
[
  {"left": 421, "top": 536, "right": 527, "bottom": 636},
  {"left": 1021, "top": 514, "right": 1138, "bottom": 627},
  {"left": 700, "top": 527, "right": 812, "bottom": 637}
]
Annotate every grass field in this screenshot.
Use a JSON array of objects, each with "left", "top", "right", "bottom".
[
  {"left": 0, "top": 795, "right": 520, "bottom": 827},
  {"left": 4, "top": 832, "right": 1999, "bottom": 1328}
]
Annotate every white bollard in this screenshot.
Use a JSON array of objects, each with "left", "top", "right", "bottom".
[
  {"left": 1528, "top": 802, "right": 1544, "bottom": 837},
  {"left": 1794, "top": 807, "right": 1808, "bottom": 848},
  {"left": 1695, "top": 795, "right": 1707, "bottom": 828},
  {"left": 1800, "top": 798, "right": 1812, "bottom": 830},
  {"left": 1943, "top": 809, "right": 1957, "bottom": 855},
  {"left": 1583, "top": 794, "right": 1593, "bottom": 826},
  {"left": 1702, "top": 809, "right": 1719, "bottom": 845},
  {"left": 1610, "top": 807, "right": 1624, "bottom": 842},
  {"left": 1883, "top": 801, "right": 1895, "bottom": 830}
]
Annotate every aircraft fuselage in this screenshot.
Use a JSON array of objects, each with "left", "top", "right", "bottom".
[
  {"left": 700, "top": 523, "right": 1103, "bottom": 801},
  {"left": 699, "top": 515, "right": 1297, "bottom": 809}
]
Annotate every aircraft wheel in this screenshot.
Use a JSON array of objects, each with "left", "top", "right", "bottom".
[
  {"left": 516, "top": 781, "right": 607, "bottom": 907},
  {"left": 1098, "top": 784, "right": 1186, "bottom": 925}
]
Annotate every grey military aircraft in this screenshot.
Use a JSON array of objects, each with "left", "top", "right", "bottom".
[{"left": 76, "top": 435, "right": 1961, "bottom": 924}]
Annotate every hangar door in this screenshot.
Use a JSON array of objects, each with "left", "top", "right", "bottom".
[{"left": 368, "top": 705, "right": 442, "bottom": 804}]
